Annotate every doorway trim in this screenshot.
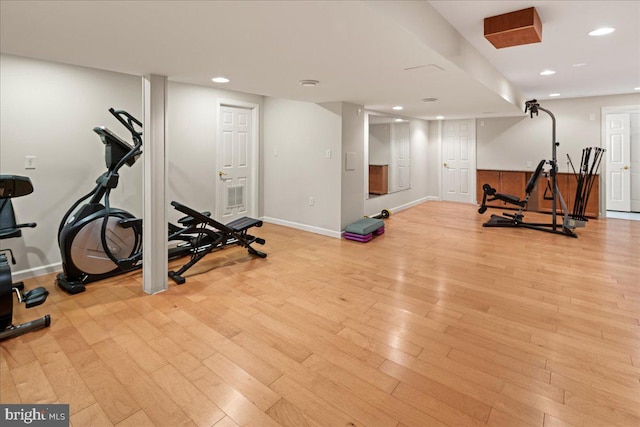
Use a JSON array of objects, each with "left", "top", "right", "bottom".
[{"left": 216, "top": 99, "right": 260, "bottom": 220}]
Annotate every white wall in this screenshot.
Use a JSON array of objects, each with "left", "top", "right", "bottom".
[
  {"left": 365, "top": 118, "right": 432, "bottom": 216},
  {"left": 0, "top": 54, "right": 142, "bottom": 276},
  {"left": 340, "top": 102, "right": 365, "bottom": 229},
  {"left": 262, "top": 98, "right": 342, "bottom": 235},
  {"left": 166, "top": 81, "right": 263, "bottom": 223},
  {"left": 427, "top": 120, "right": 441, "bottom": 198},
  {"left": 477, "top": 94, "right": 640, "bottom": 172}
]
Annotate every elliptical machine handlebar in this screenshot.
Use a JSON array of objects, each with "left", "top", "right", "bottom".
[{"left": 109, "top": 108, "right": 142, "bottom": 139}]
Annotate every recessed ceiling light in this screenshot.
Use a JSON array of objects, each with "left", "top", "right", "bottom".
[
  {"left": 394, "top": 118, "right": 404, "bottom": 122},
  {"left": 422, "top": 98, "right": 438, "bottom": 103},
  {"left": 436, "top": 116, "right": 444, "bottom": 120},
  {"left": 589, "top": 27, "right": 615, "bottom": 36},
  {"left": 299, "top": 80, "right": 319, "bottom": 87},
  {"left": 549, "top": 93, "right": 560, "bottom": 97},
  {"left": 211, "top": 77, "right": 230, "bottom": 83},
  {"left": 572, "top": 63, "right": 586, "bottom": 67},
  {"left": 392, "top": 106, "right": 403, "bottom": 110},
  {"left": 540, "top": 70, "right": 556, "bottom": 76},
  {"left": 635, "top": 87, "right": 640, "bottom": 91}
]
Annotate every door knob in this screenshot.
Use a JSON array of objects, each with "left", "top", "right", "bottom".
[
  {"left": 623, "top": 165, "right": 629, "bottom": 170},
  {"left": 218, "top": 171, "right": 227, "bottom": 177},
  {"left": 443, "top": 163, "right": 449, "bottom": 168}
]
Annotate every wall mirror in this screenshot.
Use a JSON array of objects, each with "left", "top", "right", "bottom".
[{"left": 368, "top": 115, "right": 410, "bottom": 196}]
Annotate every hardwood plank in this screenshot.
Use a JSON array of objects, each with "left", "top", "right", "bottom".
[
  {"left": 303, "top": 352, "right": 450, "bottom": 427},
  {"left": 92, "top": 338, "right": 194, "bottom": 426},
  {"left": 379, "top": 359, "right": 492, "bottom": 422},
  {"left": 266, "top": 398, "right": 323, "bottom": 427},
  {"left": 230, "top": 332, "right": 399, "bottom": 426},
  {"left": 392, "top": 382, "right": 486, "bottom": 427},
  {"left": 150, "top": 363, "right": 226, "bottom": 427},
  {"left": 269, "top": 375, "right": 367, "bottom": 427},
  {"left": 67, "top": 349, "right": 139, "bottom": 425},
  {"left": 114, "top": 410, "right": 156, "bottom": 427},
  {"left": 0, "top": 348, "right": 21, "bottom": 403},
  {"left": 202, "top": 352, "right": 281, "bottom": 412},
  {"left": 10, "top": 360, "right": 57, "bottom": 403},
  {"left": 447, "top": 348, "right": 564, "bottom": 403},
  {"left": 70, "top": 402, "right": 113, "bottom": 427}
]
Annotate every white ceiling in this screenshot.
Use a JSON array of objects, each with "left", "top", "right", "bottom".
[
  {"left": 1, "top": 1, "right": 638, "bottom": 120},
  {"left": 430, "top": 0, "right": 640, "bottom": 101}
]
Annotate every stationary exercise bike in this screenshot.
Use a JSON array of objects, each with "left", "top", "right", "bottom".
[
  {"left": 0, "top": 175, "right": 50, "bottom": 340},
  {"left": 56, "top": 108, "right": 266, "bottom": 294}
]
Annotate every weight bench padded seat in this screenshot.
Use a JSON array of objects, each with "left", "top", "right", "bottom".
[
  {"left": 226, "top": 216, "right": 263, "bottom": 232},
  {"left": 345, "top": 218, "right": 385, "bottom": 236},
  {"left": 479, "top": 159, "right": 546, "bottom": 213}
]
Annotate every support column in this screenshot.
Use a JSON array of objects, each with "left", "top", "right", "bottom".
[{"left": 142, "top": 74, "right": 168, "bottom": 294}]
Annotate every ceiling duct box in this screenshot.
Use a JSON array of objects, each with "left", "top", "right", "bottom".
[{"left": 484, "top": 7, "right": 542, "bottom": 49}]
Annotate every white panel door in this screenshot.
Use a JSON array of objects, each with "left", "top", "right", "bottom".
[
  {"left": 606, "top": 113, "right": 631, "bottom": 212},
  {"left": 389, "top": 121, "right": 410, "bottom": 192},
  {"left": 631, "top": 113, "right": 640, "bottom": 212},
  {"left": 441, "top": 119, "right": 475, "bottom": 203},
  {"left": 217, "top": 105, "right": 253, "bottom": 222}
]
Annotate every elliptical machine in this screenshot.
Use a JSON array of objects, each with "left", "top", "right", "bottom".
[
  {"left": 0, "top": 175, "right": 50, "bottom": 340},
  {"left": 56, "top": 109, "right": 146, "bottom": 293}
]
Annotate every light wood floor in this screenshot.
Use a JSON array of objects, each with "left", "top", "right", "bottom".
[{"left": 1, "top": 201, "right": 639, "bottom": 427}]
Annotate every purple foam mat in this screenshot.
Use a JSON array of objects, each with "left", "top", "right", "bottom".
[{"left": 374, "top": 227, "right": 385, "bottom": 235}]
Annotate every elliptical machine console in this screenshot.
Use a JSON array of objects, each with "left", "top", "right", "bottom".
[{"left": 56, "top": 109, "right": 144, "bottom": 294}]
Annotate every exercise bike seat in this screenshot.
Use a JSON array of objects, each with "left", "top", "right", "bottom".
[
  {"left": 22, "top": 286, "right": 49, "bottom": 309},
  {"left": 178, "top": 211, "right": 211, "bottom": 227}
]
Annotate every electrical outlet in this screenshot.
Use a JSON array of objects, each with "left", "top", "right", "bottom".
[
  {"left": 526, "top": 160, "right": 532, "bottom": 168},
  {"left": 273, "top": 148, "right": 279, "bottom": 157},
  {"left": 309, "top": 197, "right": 314, "bottom": 206},
  {"left": 25, "top": 156, "right": 36, "bottom": 169},
  {"left": 325, "top": 149, "right": 332, "bottom": 159}
]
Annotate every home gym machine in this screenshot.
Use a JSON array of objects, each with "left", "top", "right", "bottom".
[
  {"left": 56, "top": 108, "right": 266, "bottom": 294},
  {"left": 0, "top": 175, "right": 50, "bottom": 340},
  {"left": 478, "top": 99, "right": 585, "bottom": 237}
]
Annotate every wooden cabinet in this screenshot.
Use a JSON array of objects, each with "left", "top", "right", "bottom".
[
  {"left": 478, "top": 169, "right": 600, "bottom": 218},
  {"left": 476, "top": 170, "right": 527, "bottom": 208},
  {"left": 369, "top": 165, "right": 388, "bottom": 195},
  {"left": 535, "top": 173, "right": 599, "bottom": 218}
]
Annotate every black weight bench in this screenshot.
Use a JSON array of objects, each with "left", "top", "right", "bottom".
[{"left": 168, "top": 201, "right": 267, "bottom": 284}]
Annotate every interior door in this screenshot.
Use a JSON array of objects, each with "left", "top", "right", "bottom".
[
  {"left": 606, "top": 113, "right": 631, "bottom": 211},
  {"left": 631, "top": 112, "right": 640, "bottom": 212},
  {"left": 389, "top": 122, "right": 410, "bottom": 192},
  {"left": 442, "top": 119, "right": 475, "bottom": 203},
  {"left": 217, "top": 105, "right": 253, "bottom": 222}
]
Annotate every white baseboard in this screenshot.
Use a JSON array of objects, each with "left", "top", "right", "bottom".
[
  {"left": 12, "top": 262, "right": 62, "bottom": 282},
  {"left": 366, "top": 196, "right": 437, "bottom": 218},
  {"left": 261, "top": 217, "right": 341, "bottom": 238}
]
